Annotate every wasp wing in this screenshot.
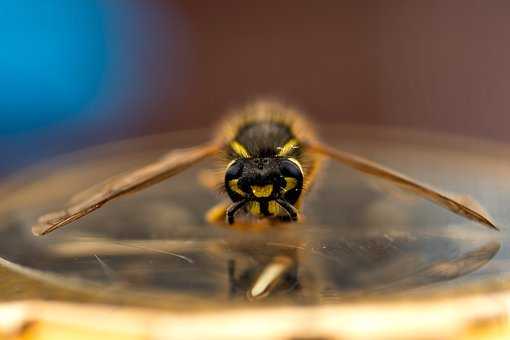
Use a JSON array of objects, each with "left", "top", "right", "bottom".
[
  {"left": 32, "top": 143, "right": 221, "bottom": 236},
  {"left": 307, "top": 142, "right": 498, "bottom": 230}
]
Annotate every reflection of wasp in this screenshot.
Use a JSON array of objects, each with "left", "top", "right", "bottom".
[{"left": 33, "top": 100, "right": 498, "bottom": 235}]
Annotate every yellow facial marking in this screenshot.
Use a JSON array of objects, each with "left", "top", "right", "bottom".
[
  {"left": 248, "top": 201, "right": 261, "bottom": 215},
  {"left": 251, "top": 184, "right": 273, "bottom": 198},
  {"left": 228, "top": 179, "right": 245, "bottom": 196},
  {"left": 230, "top": 141, "right": 251, "bottom": 158},
  {"left": 284, "top": 177, "right": 297, "bottom": 191},
  {"left": 268, "top": 200, "right": 280, "bottom": 215},
  {"left": 277, "top": 138, "right": 299, "bottom": 156}
]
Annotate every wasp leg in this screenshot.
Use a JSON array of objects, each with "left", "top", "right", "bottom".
[
  {"left": 226, "top": 200, "right": 248, "bottom": 224},
  {"left": 206, "top": 200, "right": 248, "bottom": 225},
  {"left": 276, "top": 199, "right": 298, "bottom": 221},
  {"left": 205, "top": 201, "right": 230, "bottom": 224},
  {"left": 207, "top": 201, "right": 270, "bottom": 228}
]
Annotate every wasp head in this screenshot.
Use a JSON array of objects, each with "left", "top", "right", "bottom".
[{"left": 224, "top": 157, "right": 303, "bottom": 224}]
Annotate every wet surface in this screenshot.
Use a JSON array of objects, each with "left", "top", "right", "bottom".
[{"left": 0, "top": 127, "right": 507, "bottom": 307}]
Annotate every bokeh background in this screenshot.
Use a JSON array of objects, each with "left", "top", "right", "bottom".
[{"left": 2, "top": 0, "right": 510, "bottom": 177}]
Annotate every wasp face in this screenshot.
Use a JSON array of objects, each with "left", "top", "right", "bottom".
[{"left": 224, "top": 157, "right": 303, "bottom": 224}]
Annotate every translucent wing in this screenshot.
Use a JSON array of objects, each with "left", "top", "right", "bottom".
[
  {"left": 32, "top": 143, "right": 221, "bottom": 236},
  {"left": 307, "top": 142, "right": 498, "bottom": 230}
]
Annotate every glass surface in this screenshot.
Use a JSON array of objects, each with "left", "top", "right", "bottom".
[{"left": 0, "top": 127, "right": 507, "bottom": 309}]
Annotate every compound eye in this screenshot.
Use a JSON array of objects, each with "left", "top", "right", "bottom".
[
  {"left": 279, "top": 159, "right": 303, "bottom": 180},
  {"left": 225, "top": 160, "right": 244, "bottom": 180}
]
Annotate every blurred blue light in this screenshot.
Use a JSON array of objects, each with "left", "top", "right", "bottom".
[{"left": 0, "top": 0, "right": 107, "bottom": 133}]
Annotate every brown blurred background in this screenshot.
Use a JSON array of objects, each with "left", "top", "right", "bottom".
[{"left": 2, "top": 0, "right": 510, "bottom": 176}]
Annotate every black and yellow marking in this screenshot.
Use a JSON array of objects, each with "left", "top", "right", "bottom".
[
  {"left": 250, "top": 200, "right": 279, "bottom": 217},
  {"left": 219, "top": 101, "right": 323, "bottom": 223},
  {"left": 252, "top": 185, "right": 273, "bottom": 198},
  {"left": 268, "top": 200, "right": 280, "bottom": 215},
  {"left": 248, "top": 201, "right": 261, "bottom": 216},
  {"left": 283, "top": 177, "right": 297, "bottom": 192},
  {"left": 228, "top": 179, "right": 245, "bottom": 196}
]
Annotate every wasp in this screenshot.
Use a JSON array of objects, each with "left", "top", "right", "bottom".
[{"left": 32, "top": 100, "right": 498, "bottom": 236}]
